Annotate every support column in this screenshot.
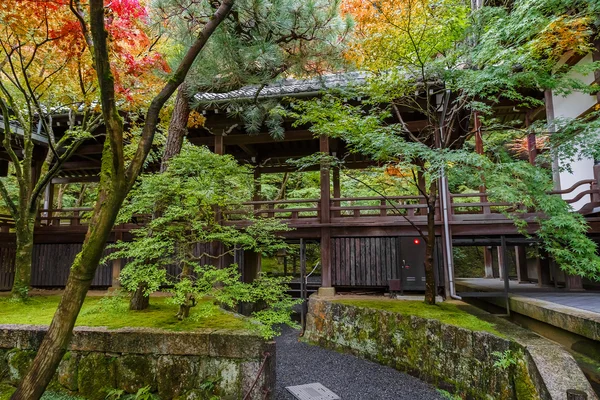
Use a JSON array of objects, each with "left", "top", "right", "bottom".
[
  {"left": 497, "top": 245, "right": 505, "bottom": 280},
  {"left": 111, "top": 231, "right": 123, "bottom": 289},
  {"left": 545, "top": 89, "right": 561, "bottom": 190},
  {"left": 484, "top": 246, "right": 494, "bottom": 278},
  {"left": 332, "top": 166, "right": 340, "bottom": 218},
  {"left": 43, "top": 183, "right": 54, "bottom": 225},
  {"left": 474, "top": 112, "right": 490, "bottom": 214},
  {"left": 566, "top": 274, "right": 584, "bottom": 291},
  {"left": 515, "top": 246, "right": 529, "bottom": 283},
  {"left": 319, "top": 135, "right": 334, "bottom": 294},
  {"left": 253, "top": 166, "right": 261, "bottom": 214},
  {"left": 214, "top": 134, "right": 224, "bottom": 155},
  {"left": 536, "top": 250, "right": 552, "bottom": 287},
  {"left": 526, "top": 111, "right": 538, "bottom": 165}
]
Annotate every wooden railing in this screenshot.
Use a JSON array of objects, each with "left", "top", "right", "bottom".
[
  {"left": 37, "top": 207, "right": 94, "bottom": 226},
  {"left": 223, "top": 199, "right": 320, "bottom": 221},
  {"left": 0, "top": 178, "right": 593, "bottom": 232},
  {"left": 330, "top": 196, "right": 430, "bottom": 218}
]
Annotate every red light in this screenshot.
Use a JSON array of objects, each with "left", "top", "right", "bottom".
[{"left": 413, "top": 238, "right": 420, "bottom": 245}]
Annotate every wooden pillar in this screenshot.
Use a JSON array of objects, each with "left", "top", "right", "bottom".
[
  {"left": 536, "top": 250, "right": 552, "bottom": 287},
  {"left": 497, "top": 245, "right": 504, "bottom": 280},
  {"left": 214, "top": 134, "right": 224, "bottom": 155},
  {"left": 515, "top": 246, "right": 529, "bottom": 283},
  {"left": 525, "top": 111, "right": 538, "bottom": 165},
  {"left": 484, "top": 246, "right": 494, "bottom": 278},
  {"left": 111, "top": 231, "right": 123, "bottom": 288},
  {"left": 43, "top": 183, "right": 54, "bottom": 225},
  {"left": 474, "top": 112, "right": 490, "bottom": 214},
  {"left": 319, "top": 135, "right": 332, "bottom": 288},
  {"left": 566, "top": 274, "right": 584, "bottom": 291},
  {"left": 332, "top": 166, "right": 340, "bottom": 218},
  {"left": 545, "top": 89, "right": 561, "bottom": 190},
  {"left": 242, "top": 250, "right": 261, "bottom": 283}
]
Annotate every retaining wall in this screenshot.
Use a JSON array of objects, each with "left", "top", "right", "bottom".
[
  {"left": 0, "top": 325, "right": 275, "bottom": 400},
  {"left": 304, "top": 296, "right": 597, "bottom": 400}
]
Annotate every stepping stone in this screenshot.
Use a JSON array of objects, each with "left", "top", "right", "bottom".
[{"left": 286, "top": 383, "right": 340, "bottom": 400}]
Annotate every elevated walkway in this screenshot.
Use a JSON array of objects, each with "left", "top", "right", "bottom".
[{"left": 456, "top": 278, "right": 600, "bottom": 342}]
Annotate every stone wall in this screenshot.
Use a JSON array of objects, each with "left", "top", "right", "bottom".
[
  {"left": 304, "top": 296, "right": 597, "bottom": 400},
  {"left": 0, "top": 325, "right": 275, "bottom": 400}
]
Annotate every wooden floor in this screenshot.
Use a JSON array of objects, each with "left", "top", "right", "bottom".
[{"left": 456, "top": 278, "right": 600, "bottom": 315}]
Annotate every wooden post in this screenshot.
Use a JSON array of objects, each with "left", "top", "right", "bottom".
[
  {"left": 497, "top": 245, "right": 505, "bottom": 280},
  {"left": 111, "top": 231, "right": 123, "bottom": 289},
  {"left": 214, "top": 134, "right": 224, "bottom": 155},
  {"left": 332, "top": 166, "right": 340, "bottom": 218},
  {"left": 319, "top": 135, "right": 332, "bottom": 288},
  {"left": 474, "top": 112, "right": 490, "bottom": 214},
  {"left": 43, "top": 183, "right": 54, "bottom": 226},
  {"left": 545, "top": 89, "right": 561, "bottom": 190},
  {"left": 515, "top": 246, "right": 529, "bottom": 283},
  {"left": 484, "top": 246, "right": 494, "bottom": 278},
  {"left": 501, "top": 236, "right": 511, "bottom": 316},
  {"left": 536, "top": 250, "right": 552, "bottom": 287},
  {"left": 566, "top": 274, "right": 584, "bottom": 291}
]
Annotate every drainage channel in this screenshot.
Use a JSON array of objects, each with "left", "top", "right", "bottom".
[{"left": 465, "top": 298, "right": 600, "bottom": 397}]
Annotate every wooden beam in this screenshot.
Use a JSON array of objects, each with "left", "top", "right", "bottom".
[
  {"left": 190, "top": 130, "right": 314, "bottom": 146},
  {"left": 238, "top": 144, "right": 257, "bottom": 158},
  {"left": 60, "top": 162, "right": 101, "bottom": 170},
  {"left": 214, "top": 134, "right": 224, "bottom": 155},
  {"left": 74, "top": 144, "right": 104, "bottom": 156},
  {"left": 52, "top": 175, "right": 100, "bottom": 184}
]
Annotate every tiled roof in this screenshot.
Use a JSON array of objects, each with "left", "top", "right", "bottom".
[{"left": 194, "top": 71, "right": 368, "bottom": 103}]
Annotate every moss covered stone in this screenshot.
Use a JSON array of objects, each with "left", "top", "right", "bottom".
[
  {"left": 305, "top": 296, "right": 549, "bottom": 400},
  {"left": 157, "top": 355, "right": 199, "bottom": 399},
  {"left": 77, "top": 353, "right": 116, "bottom": 400},
  {"left": 115, "top": 354, "right": 156, "bottom": 393},
  {"left": 6, "top": 348, "right": 35, "bottom": 384},
  {"left": 57, "top": 351, "right": 79, "bottom": 392}
]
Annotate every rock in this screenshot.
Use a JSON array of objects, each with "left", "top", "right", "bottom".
[
  {"left": 115, "top": 354, "right": 156, "bottom": 393},
  {"left": 57, "top": 351, "right": 79, "bottom": 391},
  {"left": 77, "top": 352, "right": 116, "bottom": 400}
]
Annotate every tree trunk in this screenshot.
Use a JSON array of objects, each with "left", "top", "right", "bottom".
[
  {"left": 160, "top": 84, "right": 190, "bottom": 173},
  {"left": 129, "top": 283, "right": 150, "bottom": 310},
  {"left": 424, "top": 182, "right": 437, "bottom": 305},
  {"left": 176, "top": 261, "right": 195, "bottom": 320},
  {"left": 11, "top": 176, "right": 128, "bottom": 400},
  {"left": 11, "top": 216, "right": 35, "bottom": 299},
  {"left": 56, "top": 184, "right": 66, "bottom": 209},
  {"left": 11, "top": 0, "right": 233, "bottom": 396}
]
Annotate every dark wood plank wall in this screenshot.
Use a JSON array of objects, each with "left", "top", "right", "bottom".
[
  {"left": 0, "top": 241, "right": 225, "bottom": 291},
  {"left": 0, "top": 245, "right": 16, "bottom": 290},
  {"left": 30, "top": 243, "right": 113, "bottom": 287},
  {"left": 331, "top": 237, "right": 402, "bottom": 287}
]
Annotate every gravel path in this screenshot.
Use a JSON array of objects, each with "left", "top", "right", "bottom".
[{"left": 274, "top": 326, "right": 443, "bottom": 400}]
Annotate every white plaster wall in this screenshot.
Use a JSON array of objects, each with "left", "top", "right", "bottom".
[{"left": 553, "top": 53, "right": 598, "bottom": 210}]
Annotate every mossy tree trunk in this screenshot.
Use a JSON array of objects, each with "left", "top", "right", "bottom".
[
  {"left": 10, "top": 1, "right": 234, "bottom": 398},
  {"left": 128, "top": 84, "right": 192, "bottom": 311},
  {"left": 129, "top": 283, "right": 150, "bottom": 310},
  {"left": 11, "top": 214, "right": 35, "bottom": 298},
  {"left": 424, "top": 180, "right": 437, "bottom": 305},
  {"left": 176, "top": 257, "right": 196, "bottom": 320}
]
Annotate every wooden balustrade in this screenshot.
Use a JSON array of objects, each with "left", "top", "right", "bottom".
[{"left": 19, "top": 179, "right": 600, "bottom": 232}]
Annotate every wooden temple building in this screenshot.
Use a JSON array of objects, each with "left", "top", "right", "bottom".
[{"left": 0, "top": 72, "right": 599, "bottom": 295}]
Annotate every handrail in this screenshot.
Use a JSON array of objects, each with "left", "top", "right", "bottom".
[
  {"left": 241, "top": 199, "right": 318, "bottom": 205},
  {"left": 331, "top": 195, "right": 424, "bottom": 201},
  {"left": 563, "top": 189, "right": 600, "bottom": 204},
  {"left": 549, "top": 179, "right": 595, "bottom": 195}
]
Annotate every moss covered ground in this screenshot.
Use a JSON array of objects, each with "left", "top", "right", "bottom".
[
  {"left": 333, "top": 298, "right": 501, "bottom": 335},
  {"left": 0, "top": 295, "right": 247, "bottom": 331}
]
